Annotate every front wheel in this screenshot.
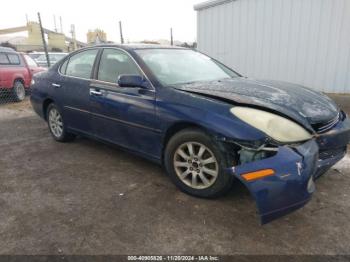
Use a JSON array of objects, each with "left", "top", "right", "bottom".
[
  {"left": 47, "top": 103, "right": 76, "bottom": 142},
  {"left": 164, "top": 128, "right": 234, "bottom": 198}
]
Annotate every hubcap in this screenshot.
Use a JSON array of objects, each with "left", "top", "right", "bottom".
[
  {"left": 173, "top": 142, "right": 219, "bottom": 190},
  {"left": 49, "top": 108, "right": 63, "bottom": 138},
  {"left": 15, "top": 84, "right": 25, "bottom": 100}
]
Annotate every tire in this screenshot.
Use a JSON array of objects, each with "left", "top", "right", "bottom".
[
  {"left": 13, "top": 81, "right": 26, "bottom": 102},
  {"left": 164, "top": 128, "right": 234, "bottom": 198},
  {"left": 47, "top": 103, "right": 76, "bottom": 142}
]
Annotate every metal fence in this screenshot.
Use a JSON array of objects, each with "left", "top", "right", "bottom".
[{"left": 0, "top": 86, "right": 31, "bottom": 105}]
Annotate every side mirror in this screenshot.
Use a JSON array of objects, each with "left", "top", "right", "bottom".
[{"left": 118, "top": 74, "right": 148, "bottom": 88}]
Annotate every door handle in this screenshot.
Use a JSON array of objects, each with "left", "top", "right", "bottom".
[
  {"left": 52, "top": 83, "right": 61, "bottom": 88},
  {"left": 90, "top": 89, "right": 103, "bottom": 96}
]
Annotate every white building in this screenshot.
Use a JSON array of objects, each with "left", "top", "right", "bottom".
[{"left": 194, "top": 0, "right": 350, "bottom": 93}]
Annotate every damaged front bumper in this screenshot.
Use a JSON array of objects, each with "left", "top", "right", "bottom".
[{"left": 227, "top": 116, "right": 350, "bottom": 225}]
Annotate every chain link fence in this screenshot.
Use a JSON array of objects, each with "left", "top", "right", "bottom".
[
  {"left": 0, "top": 46, "right": 35, "bottom": 105},
  {"left": 0, "top": 85, "right": 31, "bottom": 105}
]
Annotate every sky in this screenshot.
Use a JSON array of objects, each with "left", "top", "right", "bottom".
[{"left": 0, "top": 0, "right": 202, "bottom": 43}]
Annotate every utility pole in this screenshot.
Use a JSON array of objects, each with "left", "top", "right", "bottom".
[
  {"left": 37, "top": 12, "right": 50, "bottom": 67},
  {"left": 59, "top": 16, "right": 63, "bottom": 34},
  {"left": 53, "top": 15, "right": 57, "bottom": 32},
  {"left": 119, "top": 21, "right": 124, "bottom": 44},
  {"left": 170, "top": 27, "right": 174, "bottom": 46},
  {"left": 70, "top": 24, "right": 77, "bottom": 51}
]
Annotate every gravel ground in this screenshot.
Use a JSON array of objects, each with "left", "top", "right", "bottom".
[{"left": 0, "top": 97, "right": 349, "bottom": 255}]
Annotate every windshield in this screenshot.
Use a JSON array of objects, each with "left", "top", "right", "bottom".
[{"left": 135, "top": 49, "right": 239, "bottom": 86}]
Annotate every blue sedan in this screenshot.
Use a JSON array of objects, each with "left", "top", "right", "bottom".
[{"left": 30, "top": 45, "right": 350, "bottom": 224}]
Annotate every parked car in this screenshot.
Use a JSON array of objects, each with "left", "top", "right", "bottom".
[
  {"left": 30, "top": 52, "right": 68, "bottom": 68},
  {"left": 27, "top": 52, "right": 43, "bottom": 60},
  {"left": 0, "top": 47, "right": 46, "bottom": 101},
  {"left": 30, "top": 45, "right": 350, "bottom": 224}
]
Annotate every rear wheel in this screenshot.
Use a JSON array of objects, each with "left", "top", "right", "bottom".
[
  {"left": 164, "top": 128, "right": 234, "bottom": 198},
  {"left": 47, "top": 103, "right": 76, "bottom": 142},
  {"left": 13, "top": 81, "right": 26, "bottom": 102}
]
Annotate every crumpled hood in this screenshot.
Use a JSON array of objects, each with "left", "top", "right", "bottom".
[{"left": 174, "top": 78, "right": 339, "bottom": 129}]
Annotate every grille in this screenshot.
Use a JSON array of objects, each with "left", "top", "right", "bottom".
[
  {"left": 319, "top": 147, "right": 346, "bottom": 160},
  {"left": 312, "top": 113, "right": 341, "bottom": 134}
]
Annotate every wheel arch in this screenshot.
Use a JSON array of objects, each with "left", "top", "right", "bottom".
[
  {"left": 43, "top": 98, "right": 55, "bottom": 120},
  {"left": 162, "top": 120, "right": 242, "bottom": 168},
  {"left": 162, "top": 121, "right": 211, "bottom": 163},
  {"left": 13, "top": 77, "right": 25, "bottom": 85}
]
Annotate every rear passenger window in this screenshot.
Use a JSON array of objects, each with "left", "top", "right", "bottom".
[
  {"left": 65, "top": 49, "right": 98, "bottom": 79},
  {"left": 0, "top": 53, "right": 10, "bottom": 64},
  {"left": 7, "top": 54, "right": 20, "bottom": 65},
  {"left": 98, "top": 49, "right": 141, "bottom": 83}
]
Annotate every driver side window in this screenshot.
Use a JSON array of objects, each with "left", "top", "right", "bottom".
[{"left": 97, "top": 49, "right": 141, "bottom": 84}]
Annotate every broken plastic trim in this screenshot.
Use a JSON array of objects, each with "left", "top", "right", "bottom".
[
  {"left": 217, "top": 136, "right": 278, "bottom": 152},
  {"left": 215, "top": 136, "right": 279, "bottom": 165}
]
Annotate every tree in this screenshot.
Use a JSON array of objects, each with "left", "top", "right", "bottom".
[{"left": 179, "top": 42, "right": 197, "bottom": 49}]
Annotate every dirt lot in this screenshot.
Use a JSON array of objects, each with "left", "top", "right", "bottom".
[{"left": 0, "top": 97, "right": 349, "bottom": 255}]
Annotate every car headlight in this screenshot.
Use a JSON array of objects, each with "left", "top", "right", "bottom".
[
  {"left": 230, "top": 107, "right": 312, "bottom": 143},
  {"left": 30, "top": 79, "right": 35, "bottom": 86}
]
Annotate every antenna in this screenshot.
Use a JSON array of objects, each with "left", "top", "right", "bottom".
[{"left": 25, "top": 14, "right": 29, "bottom": 24}]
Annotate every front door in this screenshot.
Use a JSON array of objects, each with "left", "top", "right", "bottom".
[{"left": 89, "top": 48, "right": 160, "bottom": 159}]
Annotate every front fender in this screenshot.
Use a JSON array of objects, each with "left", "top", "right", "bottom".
[
  {"left": 229, "top": 140, "right": 319, "bottom": 224},
  {"left": 158, "top": 87, "right": 268, "bottom": 142}
]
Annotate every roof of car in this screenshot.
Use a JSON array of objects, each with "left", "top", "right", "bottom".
[
  {"left": 92, "top": 43, "right": 185, "bottom": 51},
  {"left": 30, "top": 52, "right": 68, "bottom": 55},
  {"left": 0, "top": 47, "right": 17, "bottom": 53}
]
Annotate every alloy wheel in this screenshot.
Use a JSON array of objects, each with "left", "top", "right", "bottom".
[
  {"left": 173, "top": 142, "right": 219, "bottom": 190},
  {"left": 48, "top": 108, "right": 63, "bottom": 138}
]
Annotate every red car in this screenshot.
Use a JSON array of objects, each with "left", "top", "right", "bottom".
[{"left": 0, "top": 47, "right": 46, "bottom": 101}]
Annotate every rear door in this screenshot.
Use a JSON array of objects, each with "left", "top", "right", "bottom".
[
  {"left": 9, "top": 53, "right": 31, "bottom": 87},
  {"left": 57, "top": 48, "right": 99, "bottom": 134},
  {"left": 89, "top": 48, "right": 160, "bottom": 157},
  {"left": 0, "top": 52, "right": 10, "bottom": 88}
]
